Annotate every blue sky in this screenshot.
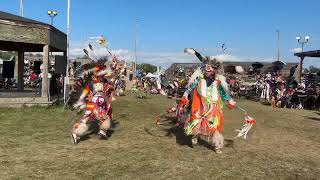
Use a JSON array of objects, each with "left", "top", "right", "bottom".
[{"left": 1, "top": 0, "right": 320, "bottom": 68}]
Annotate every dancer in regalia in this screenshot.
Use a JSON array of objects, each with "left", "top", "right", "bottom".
[
  {"left": 71, "top": 40, "right": 125, "bottom": 144},
  {"left": 181, "top": 48, "right": 237, "bottom": 153}
]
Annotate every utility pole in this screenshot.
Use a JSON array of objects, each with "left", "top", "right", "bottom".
[
  {"left": 67, "top": 0, "right": 70, "bottom": 66},
  {"left": 276, "top": 30, "right": 280, "bottom": 61},
  {"left": 20, "top": 0, "right": 24, "bottom": 17},
  {"left": 64, "top": 0, "right": 71, "bottom": 104},
  {"left": 134, "top": 18, "right": 139, "bottom": 77},
  {"left": 134, "top": 19, "right": 137, "bottom": 77}
]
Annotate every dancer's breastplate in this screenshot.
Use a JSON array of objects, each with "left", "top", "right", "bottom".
[
  {"left": 92, "top": 94, "right": 106, "bottom": 108},
  {"left": 197, "top": 79, "right": 219, "bottom": 102},
  {"left": 85, "top": 94, "right": 106, "bottom": 115}
]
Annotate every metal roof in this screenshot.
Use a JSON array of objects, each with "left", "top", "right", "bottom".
[
  {"left": 0, "top": 11, "right": 67, "bottom": 52},
  {"left": 0, "top": 11, "right": 48, "bottom": 26},
  {"left": 294, "top": 50, "right": 320, "bottom": 58}
]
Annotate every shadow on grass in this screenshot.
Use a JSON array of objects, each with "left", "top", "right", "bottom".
[
  {"left": 169, "top": 125, "right": 193, "bottom": 148},
  {"left": 261, "top": 101, "right": 271, "bottom": 106},
  {"left": 193, "top": 136, "right": 234, "bottom": 149},
  {"left": 144, "top": 115, "right": 193, "bottom": 148},
  {"left": 303, "top": 116, "right": 320, "bottom": 122},
  {"left": 77, "top": 119, "right": 120, "bottom": 144},
  {"left": 146, "top": 115, "right": 235, "bottom": 150}
]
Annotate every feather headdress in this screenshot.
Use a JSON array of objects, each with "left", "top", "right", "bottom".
[
  {"left": 184, "top": 48, "right": 229, "bottom": 93},
  {"left": 184, "top": 48, "right": 221, "bottom": 68},
  {"left": 83, "top": 44, "right": 111, "bottom": 63}
]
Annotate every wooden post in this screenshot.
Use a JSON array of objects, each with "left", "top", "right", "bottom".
[
  {"left": 42, "top": 45, "right": 49, "bottom": 98},
  {"left": 17, "top": 51, "right": 24, "bottom": 91},
  {"left": 299, "top": 56, "right": 304, "bottom": 83},
  {"left": 63, "top": 51, "right": 67, "bottom": 75},
  {"left": 220, "top": 62, "right": 225, "bottom": 74}
]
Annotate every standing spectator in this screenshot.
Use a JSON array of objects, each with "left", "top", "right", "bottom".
[
  {"left": 59, "top": 74, "right": 64, "bottom": 94},
  {"left": 261, "top": 78, "right": 271, "bottom": 102},
  {"left": 129, "top": 70, "right": 133, "bottom": 81},
  {"left": 266, "top": 72, "right": 272, "bottom": 80}
]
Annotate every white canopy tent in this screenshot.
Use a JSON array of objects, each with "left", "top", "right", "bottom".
[{"left": 145, "top": 73, "right": 158, "bottom": 78}]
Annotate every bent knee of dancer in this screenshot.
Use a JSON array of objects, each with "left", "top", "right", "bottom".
[
  {"left": 73, "top": 123, "right": 89, "bottom": 136},
  {"left": 100, "top": 118, "right": 111, "bottom": 131}
]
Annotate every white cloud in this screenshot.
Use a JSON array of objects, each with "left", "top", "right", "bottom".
[
  {"left": 210, "top": 54, "right": 283, "bottom": 63},
  {"left": 210, "top": 54, "right": 243, "bottom": 62},
  {"left": 289, "top": 48, "right": 302, "bottom": 53},
  {"left": 135, "top": 51, "right": 197, "bottom": 67},
  {"left": 69, "top": 48, "right": 84, "bottom": 56},
  {"left": 69, "top": 42, "right": 197, "bottom": 68},
  {"left": 69, "top": 40, "right": 126, "bottom": 58},
  {"left": 69, "top": 41, "right": 287, "bottom": 68},
  {"left": 88, "top": 36, "right": 101, "bottom": 40},
  {"left": 110, "top": 49, "right": 131, "bottom": 60}
]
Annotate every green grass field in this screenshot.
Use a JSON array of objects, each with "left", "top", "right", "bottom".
[{"left": 0, "top": 94, "right": 320, "bottom": 180}]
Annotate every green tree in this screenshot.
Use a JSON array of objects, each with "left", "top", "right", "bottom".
[
  {"left": 34, "top": 53, "right": 42, "bottom": 57},
  {"left": 308, "top": 65, "right": 320, "bottom": 73},
  {"left": 137, "top": 63, "right": 157, "bottom": 73},
  {"left": 0, "top": 51, "right": 16, "bottom": 60},
  {"left": 76, "top": 55, "right": 88, "bottom": 59},
  {"left": 303, "top": 68, "right": 310, "bottom": 73}
]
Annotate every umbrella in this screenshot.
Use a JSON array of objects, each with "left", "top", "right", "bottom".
[
  {"left": 251, "top": 62, "right": 264, "bottom": 69},
  {"left": 272, "top": 60, "right": 286, "bottom": 72},
  {"left": 272, "top": 60, "right": 287, "bottom": 66}
]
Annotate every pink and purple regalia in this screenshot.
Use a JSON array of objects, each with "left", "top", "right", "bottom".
[
  {"left": 181, "top": 48, "right": 237, "bottom": 153},
  {"left": 71, "top": 40, "right": 123, "bottom": 144},
  {"left": 71, "top": 64, "right": 115, "bottom": 144}
]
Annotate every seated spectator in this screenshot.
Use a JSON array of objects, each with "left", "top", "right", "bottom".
[
  {"left": 271, "top": 82, "right": 286, "bottom": 108},
  {"left": 281, "top": 91, "right": 292, "bottom": 108},
  {"left": 229, "top": 78, "right": 236, "bottom": 88},
  {"left": 287, "top": 85, "right": 295, "bottom": 96},
  {"left": 239, "top": 85, "right": 247, "bottom": 99},
  {"left": 296, "top": 85, "right": 306, "bottom": 94},
  {"left": 30, "top": 72, "right": 37, "bottom": 81},
  {"left": 315, "top": 85, "right": 320, "bottom": 109},
  {"left": 266, "top": 72, "right": 272, "bottom": 80}
]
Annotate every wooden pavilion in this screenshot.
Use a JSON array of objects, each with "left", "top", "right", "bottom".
[
  {"left": 294, "top": 50, "right": 320, "bottom": 82},
  {"left": 0, "top": 11, "right": 67, "bottom": 106}
]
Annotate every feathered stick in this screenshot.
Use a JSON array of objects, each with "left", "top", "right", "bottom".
[
  {"left": 184, "top": 48, "right": 206, "bottom": 63},
  {"left": 235, "top": 106, "right": 256, "bottom": 139}
]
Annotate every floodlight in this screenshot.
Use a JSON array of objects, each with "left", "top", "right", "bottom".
[{"left": 305, "top": 36, "right": 310, "bottom": 41}]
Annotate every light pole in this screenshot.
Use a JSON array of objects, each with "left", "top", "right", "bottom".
[
  {"left": 296, "top": 35, "right": 310, "bottom": 83},
  {"left": 20, "top": 0, "right": 24, "bottom": 17},
  {"left": 47, "top": 10, "right": 58, "bottom": 26},
  {"left": 296, "top": 35, "right": 310, "bottom": 52},
  {"left": 47, "top": 10, "right": 58, "bottom": 65}
]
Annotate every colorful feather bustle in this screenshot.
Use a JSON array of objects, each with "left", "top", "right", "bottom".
[{"left": 71, "top": 37, "right": 127, "bottom": 144}]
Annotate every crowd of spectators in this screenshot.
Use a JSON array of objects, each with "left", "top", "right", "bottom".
[
  {"left": 23, "top": 62, "right": 64, "bottom": 95},
  {"left": 131, "top": 75, "right": 164, "bottom": 98},
  {"left": 228, "top": 71, "right": 320, "bottom": 110}
]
